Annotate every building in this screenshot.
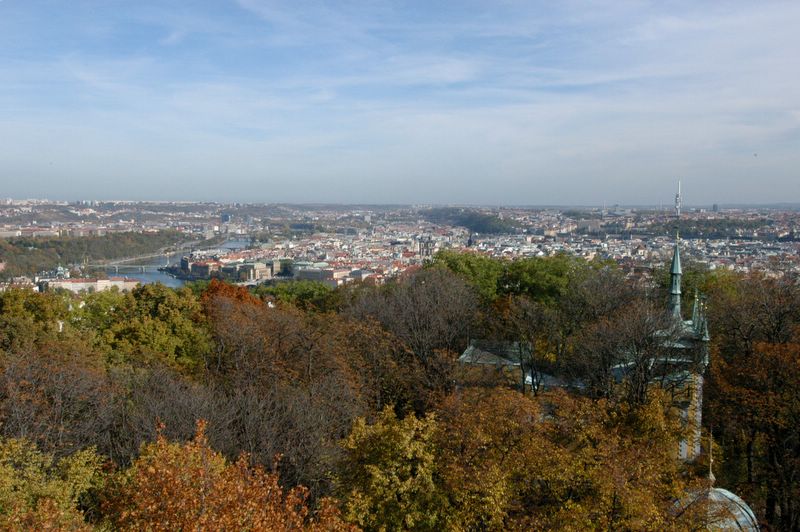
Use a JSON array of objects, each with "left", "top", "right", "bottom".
[
  {"left": 674, "top": 440, "right": 759, "bottom": 530},
  {"left": 459, "top": 233, "right": 758, "bottom": 528},
  {"left": 39, "top": 277, "right": 140, "bottom": 293}
]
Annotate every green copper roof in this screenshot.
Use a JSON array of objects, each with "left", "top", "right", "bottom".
[{"left": 670, "top": 241, "right": 682, "bottom": 275}]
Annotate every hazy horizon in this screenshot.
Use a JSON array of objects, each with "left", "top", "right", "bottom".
[{"left": 2, "top": 1, "right": 798, "bottom": 205}]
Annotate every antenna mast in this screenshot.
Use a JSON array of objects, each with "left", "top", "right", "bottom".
[{"left": 675, "top": 179, "right": 682, "bottom": 218}]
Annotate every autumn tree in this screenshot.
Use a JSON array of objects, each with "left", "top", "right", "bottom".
[
  {"left": 712, "top": 339, "right": 800, "bottom": 530},
  {"left": 554, "top": 262, "right": 635, "bottom": 358},
  {"left": 337, "top": 406, "right": 446, "bottom": 531},
  {"left": 514, "top": 391, "right": 691, "bottom": 530},
  {"left": 0, "top": 288, "right": 71, "bottom": 353},
  {"left": 560, "top": 298, "right": 694, "bottom": 406},
  {"left": 0, "top": 340, "right": 113, "bottom": 458},
  {"left": 706, "top": 273, "right": 800, "bottom": 529},
  {"left": 0, "top": 437, "right": 103, "bottom": 530},
  {"left": 486, "top": 295, "right": 558, "bottom": 395},
  {"left": 434, "top": 388, "right": 695, "bottom": 530},
  {"left": 346, "top": 267, "right": 477, "bottom": 395},
  {"left": 103, "top": 420, "right": 354, "bottom": 531},
  {"left": 434, "top": 388, "right": 543, "bottom": 529},
  {"left": 201, "top": 283, "right": 419, "bottom": 496},
  {"left": 88, "top": 283, "right": 212, "bottom": 371}
]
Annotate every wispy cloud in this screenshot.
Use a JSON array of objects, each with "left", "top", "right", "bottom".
[{"left": 0, "top": 0, "right": 798, "bottom": 203}]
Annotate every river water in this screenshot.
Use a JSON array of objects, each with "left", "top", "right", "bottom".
[{"left": 105, "top": 238, "right": 251, "bottom": 288}]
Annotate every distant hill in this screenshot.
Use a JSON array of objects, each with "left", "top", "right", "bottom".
[
  {"left": 421, "top": 207, "right": 518, "bottom": 234},
  {"left": 0, "top": 230, "right": 190, "bottom": 279}
]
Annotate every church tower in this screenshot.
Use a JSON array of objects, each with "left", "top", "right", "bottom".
[{"left": 667, "top": 231, "right": 710, "bottom": 461}]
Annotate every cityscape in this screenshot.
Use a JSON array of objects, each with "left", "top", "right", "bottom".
[
  {"left": 2, "top": 193, "right": 799, "bottom": 293},
  {"left": 1, "top": 0, "right": 799, "bottom": 530}
]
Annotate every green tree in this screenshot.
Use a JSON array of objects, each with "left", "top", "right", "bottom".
[
  {"left": 431, "top": 250, "right": 505, "bottom": 301},
  {"left": 95, "top": 283, "right": 212, "bottom": 371},
  {"left": 499, "top": 254, "right": 580, "bottom": 304},
  {"left": 0, "top": 288, "right": 71, "bottom": 352},
  {"left": 254, "top": 280, "right": 337, "bottom": 311}
]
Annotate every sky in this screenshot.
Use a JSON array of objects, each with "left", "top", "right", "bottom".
[{"left": 1, "top": 1, "right": 798, "bottom": 205}]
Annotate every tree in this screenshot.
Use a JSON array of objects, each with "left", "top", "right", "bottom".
[
  {"left": 511, "top": 391, "right": 692, "bottom": 530},
  {"left": 0, "top": 437, "right": 103, "bottom": 530},
  {"left": 434, "top": 388, "right": 543, "bottom": 530},
  {"left": 346, "top": 268, "right": 476, "bottom": 395},
  {"left": 555, "top": 262, "right": 634, "bottom": 343},
  {"left": 431, "top": 250, "right": 505, "bottom": 302},
  {"left": 561, "top": 299, "right": 694, "bottom": 407},
  {"left": 0, "top": 341, "right": 113, "bottom": 458},
  {"left": 0, "top": 288, "right": 71, "bottom": 353},
  {"left": 498, "top": 254, "right": 579, "bottom": 304},
  {"left": 706, "top": 273, "right": 800, "bottom": 529},
  {"left": 490, "top": 295, "right": 558, "bottom": 395},
  {"left": 95, "top": 283, "right": 212, "bottom": 371},
  {"left": 337, "top": 406, "right": 445, "bottom": 531},
  {"left": 712, "top": 340, "right": 800, "bottom": 530},
  {"left": 103, "top": 420, "right": 353, "bottom": 531},
  {"left": 253, "top": 280, "right": 338, "bottom": 311}
]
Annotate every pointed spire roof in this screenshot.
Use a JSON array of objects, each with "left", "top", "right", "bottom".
[
  {"left": 669, "top": 232, "right": 683, "bottom": 320},
  {"left": 701, "top": 300, "right": 710, "bottom": 342},
  {"left": 691, "top": 290, "right": 700, "bottom": 329},
  {"left": 671, "top": 232, "right": 682, "bottom": 276}
]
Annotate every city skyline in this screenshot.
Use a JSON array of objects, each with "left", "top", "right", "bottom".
[{"left": 1, "top": 1, "right": 799, "bottom": 205}]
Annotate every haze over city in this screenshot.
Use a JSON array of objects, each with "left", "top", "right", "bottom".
[{"left": 1, "top": 1, "right": 798, "bottom": 204}]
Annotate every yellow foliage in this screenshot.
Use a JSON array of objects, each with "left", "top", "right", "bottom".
[
  {"left": 0, "top": 437, "right": 103, "bottom": 530},
  {"left": 338, "top": 406, "right": 445, "bottom": 531}
]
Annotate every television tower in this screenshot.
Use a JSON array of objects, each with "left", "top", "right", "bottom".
[{"left": 674, "top": 180, "right": 682, "bottom": 218}]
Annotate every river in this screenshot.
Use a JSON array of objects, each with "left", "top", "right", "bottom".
[{"left": 104, "top": 238, "right": 252, "bottom": 288}]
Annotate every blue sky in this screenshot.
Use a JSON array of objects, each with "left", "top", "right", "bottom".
[{"left": 1, "top": 1, "right": 798, "bottom": 204}]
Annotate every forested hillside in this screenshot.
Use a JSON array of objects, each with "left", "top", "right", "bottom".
[
  {"left": 0, "top": 252, "right": 797, "bottom": 530},
  {"left": 0, "top": 230, "right": 190, "bottom": 279},
  {"left": 420, "top": 207, "right": 518, "bottom": 234}
]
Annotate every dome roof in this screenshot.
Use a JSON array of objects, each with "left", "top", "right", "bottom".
[{"left": 675, "top": 487, "right": 759, "bottom": 531}]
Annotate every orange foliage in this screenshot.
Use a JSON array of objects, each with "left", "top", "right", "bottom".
[
  {"left": 103, "top": 420, "right": 356, "bottom": 531},
  {"left": 200, "top": 278, "right": 262, "bottom": 312},
  {"left": 2, "top": 498, "right": 92, "bottom": 532}
]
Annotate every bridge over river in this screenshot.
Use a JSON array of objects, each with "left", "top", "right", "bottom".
[
  {"left": 81, "top": 237, "right": 249, "bottom": 286},
  {"left": 84, "top": 251, "right": 174, "bottom": 269}
]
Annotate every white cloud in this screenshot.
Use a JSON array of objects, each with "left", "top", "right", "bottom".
[{"left": 0, "top": 1, "right": 799, "bottom": 203}]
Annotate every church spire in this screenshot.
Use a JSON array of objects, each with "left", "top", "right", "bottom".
[
  {"left": 669, "top": 232, "right": 682, "bottom": 320},
  {"left": 701, "top": 298, "right": 710, "bottom": 343}
]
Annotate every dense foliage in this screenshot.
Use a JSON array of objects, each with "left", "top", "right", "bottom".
[
  {"left": 0, "top": 252, "right": 797, "bottom": 530},
  {"left": 421, "top": 207, "right": 518, "bottom": 234},
  {"left": 0, "top": 230, "right": 190, "bottom": 279}
]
